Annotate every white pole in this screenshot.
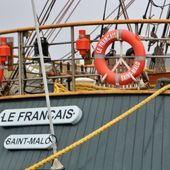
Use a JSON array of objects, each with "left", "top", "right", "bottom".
[{"left": 31, "top": 1, "right": 64, "bottom": 169}]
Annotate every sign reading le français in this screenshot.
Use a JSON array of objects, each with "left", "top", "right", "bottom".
[
  {"left": 4, "top": 134, "right": 52, "bottom": 150},
  {"left": 0, "top": 105, "right": 82, "bottom": 126}
]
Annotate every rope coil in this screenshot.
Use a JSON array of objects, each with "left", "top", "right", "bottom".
[{"left": 26, "top": 83, "right": 170, "bottom": 170}]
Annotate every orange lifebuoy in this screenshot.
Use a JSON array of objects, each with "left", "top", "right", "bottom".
[{"left": 94, "top": 29, "right": 146, "bottom": 85}]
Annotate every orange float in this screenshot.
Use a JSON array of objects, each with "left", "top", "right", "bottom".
[
  {"left": 76, "top": 30, "right": 90, "bottom": 57},
  {"left": 0, "top": 58, "right": 4, "bottom": 82},
  {"left": 94, "top": 29, "right": 146, "bottom": 85},
  {"left": 0, "top": 37, "right": 11, "bottom": 82}
]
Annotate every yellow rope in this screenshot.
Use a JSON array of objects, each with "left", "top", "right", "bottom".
[
  {"left": 54, "top": 83, "right": 69, "bottom": 93},
  {"left": 25, "top": 83, "right": 170, "bottom": 170},
  {"left": 54, "top": 82, "right": 115, "bottom": 93},
  {"left": 76, "top": 83, "right": 115, "bottom": 91}
]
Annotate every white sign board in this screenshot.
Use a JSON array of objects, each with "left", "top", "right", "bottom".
[
  {"left": 4, "top": 134, "right": 52, "bottom": 150},
  {"left": 0, "top": 105, "right": 82, "bottom": 126}
]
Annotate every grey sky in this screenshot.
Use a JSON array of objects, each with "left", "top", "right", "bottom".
[{"left": 0, "top": 0, "right": 165, "bottom": 30}]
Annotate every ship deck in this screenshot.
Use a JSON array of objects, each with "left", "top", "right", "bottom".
[{"left": 1, "top": 88, "right": 170, "bottom": 101}]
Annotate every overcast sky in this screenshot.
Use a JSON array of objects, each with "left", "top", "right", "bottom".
[
  {"left": 0, "top": 0, "right": 155, "bottom": 29},
  {"left": 0, "top": 0, "right": 169, "bottom": 58},
  {"left": 0, "top": 0, "right": 167, "bottom": 29}
]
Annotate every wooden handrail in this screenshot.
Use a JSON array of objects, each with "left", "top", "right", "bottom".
[
  {"left": 1, "top": 89, "right": 170, "bottom": 101},
  {"left": 0, "top": 19, "right": 170, "bottom": 35}
]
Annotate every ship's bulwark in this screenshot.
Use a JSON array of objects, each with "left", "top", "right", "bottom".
[{"left": 0, "top": 94, "right": 170, "bottom": 170}]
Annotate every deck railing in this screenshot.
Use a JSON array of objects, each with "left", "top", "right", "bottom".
[{"left": 0, "top": 19, "right": 170, "bottom": 95}]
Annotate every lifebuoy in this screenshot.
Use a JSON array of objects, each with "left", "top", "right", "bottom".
[{"left": 94, "top": 29, "right": 146, "bottom": 85}]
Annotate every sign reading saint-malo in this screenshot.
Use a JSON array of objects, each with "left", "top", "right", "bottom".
[
  {"left": 4, "top": 134, "right": 52, "bottom": 150},
  {"left": 0, "top": 105, "right": 82, "bottom": 126}
]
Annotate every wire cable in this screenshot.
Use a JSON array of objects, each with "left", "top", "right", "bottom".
[
  {"left": 50, "top": 0, "right": 82, "bottom": 43},
  {"left": 46, "top": 0, "right": 75, "bottom": 40},
  {"left": 25, "top": 0, "right": 57, "bottom": 56},
  {"left": 43, "top": 0, "right": 71, "bottom": 37},
  {"left": 100, "top": 0, "right": 108, "bottom": 38},
  {"left": 150, "top": 0, "right": 170, "bottom": 9}
]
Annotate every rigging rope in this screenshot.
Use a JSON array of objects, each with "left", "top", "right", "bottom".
[
  {"left": 25, "top": 83, "right": 170, "bottom": 170},
  {"left": 45, "top": 0, "right": 74, "bottom": 40},
  {"left": 155, "top": 0, "right": 167, "bottom": 33},
  {"left": 24, "top": 0, "right": 50, "bottom": 46},
  {"left": 145, "top": 2, "right": 153, "bottom": 40},
  {"left": 25, "top": 0, "right": 57, "bottom": 56},
  {"left": 41, "top": 0, "right": 56, "bottom": 24},
  {"left": 138, "top": 0, "right": 151, "bottom": 34},
  {"left": 119, "top": 0, "right": 133, "bottom": 31},
  {"left": 90, "top": 0, "right": 134, "bottom": 36},
  {"left": 110, "top": 3, "right": 121, "bottom": 52},
  {"left": 43, "top": 0, "right": 71, "bottom": 37},
  {"left": 50, "top": 0, "right": 82, "bottom": 43},
  {"left": 100, "top": 0, "right": 108, "bottom": 38},
  {"left": 59, "top": 0, "right": 134, "bottom": 60},
  {"left": 149, "top": 0, "right": 170, "bottom": 9}
]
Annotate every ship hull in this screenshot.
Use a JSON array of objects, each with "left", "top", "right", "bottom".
[{"left": 0, "top": 93, "right": 170, "bottom": 170}]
